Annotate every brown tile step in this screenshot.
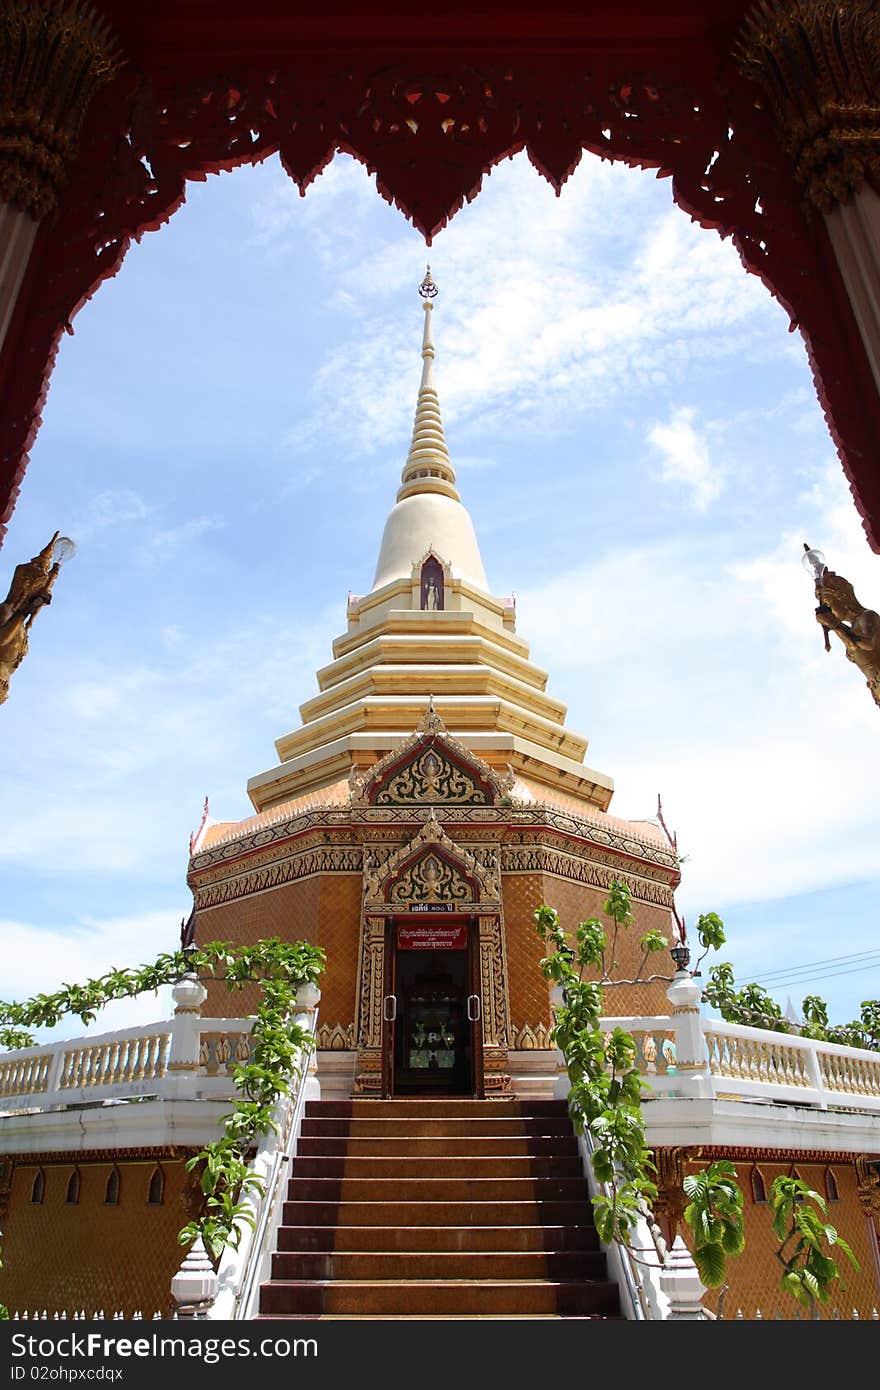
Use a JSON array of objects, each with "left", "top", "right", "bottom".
[
  {"left": 276, "top": 1225, "right": 600, "bottom": 1254},
  {"left": 296, "top": 1136, "right": 578, "bottom": 1158},
  {"left": 305, "top": 1100, "right": 567, "bottom": 1119},
  {"left": 270, "top": 1251, "right": 608, "bottom": 1281},
  {"left": 259, "top": 1279, "right": 620, "bottom": 1317},
  {"left": 299, "top": 1117, "right": 575, "bottom": 1139},
  {"left": 291, "top": 1156, "right": 584, "bottom": 1179},
  {"left": 281, "top": 1199, "right": 592, "bottom": 1227},
  {"left": 286, "top": 1176, "right": 587, "bottom": 1202}
]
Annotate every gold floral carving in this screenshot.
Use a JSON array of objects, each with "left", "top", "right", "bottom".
[
  {"left": 316, "top": 1022, "right": 355, "bottom": 1050},
  {"left": 478, "top": 916, "right": 509, "bottom": 1051},
  {"left": 854, "top": 1155, "right": 880, "bottom": 1217},
  {"left": 737, "top": 0, "right": 880, "bottom": 210},
  {"left": 0, "top": 1, "right": 123, "bottom": 218},
  {"left": 651, "top": 1147, "right": 693, "bottom": 1240},
  {"left": 363, "top": 815, "right": 501, "bottom": 910},
  {"left": 350, "top": 701, "right": 515, "bottom": 807},
  {"left": 356, "top": 920, "right": 385, "bottom": 1050},
  {"left": 512, "top": 1022, "right": 554, "bottom": 1050},
  {"left": 503, "top": 843, "right": 675, "bottom": 909}
]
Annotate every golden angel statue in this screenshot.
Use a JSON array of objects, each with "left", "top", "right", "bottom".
[
  {"left": 806, "top": 548, "right": 880, "bottom": 709},
  {"left": 0, "top": 532, "right": 74, "bottom": 705}
]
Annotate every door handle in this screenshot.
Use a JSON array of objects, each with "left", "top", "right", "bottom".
[
  {"left": 382, "top": 994, "right": 397, "bottom": 1022},
  {"left": 467, "top": 994, "right": 481, "bottom": 1022}
]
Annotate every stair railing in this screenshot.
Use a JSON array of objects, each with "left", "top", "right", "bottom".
[{"left": 206, "top": 988, "right": 320, "bottom": 1320}]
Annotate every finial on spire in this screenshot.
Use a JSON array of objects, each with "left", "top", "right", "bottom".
[{"left": 419, "top": 265, "right": 438, "bottom": 299}]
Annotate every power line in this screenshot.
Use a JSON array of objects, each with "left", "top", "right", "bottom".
[
  {"left": 748, "top": 947, "right": 880, "bottom": 985},
  {"left": 754, "top": 960, "right": 880, "bottom": 992}
]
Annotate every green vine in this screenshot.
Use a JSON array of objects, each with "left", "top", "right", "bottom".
[
  {"left": 0, "top": 935, "right": 325, "bottom": 1308},
  {"left": 703, "top": 963, "right": 880, "bottom": 1052},
  {"left": 534, "top": 886, "right": 860, "bottom": 1314},
  {"left": 535, "top": 883, "right": 660, "bottom": 1248}
]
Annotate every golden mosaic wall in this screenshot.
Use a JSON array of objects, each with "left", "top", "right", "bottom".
[
  {"left": 195, "top": 873, "right": 360, "bottom": 1032},
  {"left": 683, "top": 1157, "right": 880, "bottom": 1319},
  {"left": 503, "top": 872, "right": 674, "bottom": 1036},
  {"left": 502, "top": 873, "right": 551, "bottom": 1035},
  {"left": 0, "top": 1156, "right": 196, "bottom": 1318}
]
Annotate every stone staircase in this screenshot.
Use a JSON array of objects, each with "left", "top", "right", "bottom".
[{"left": 258, "top": 1097, "right": 620, "bottom": 1318}]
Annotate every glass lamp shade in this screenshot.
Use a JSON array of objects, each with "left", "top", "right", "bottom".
[
  {"left": 802, "top": 543, "right": 826, "bottom": 584},
  {"left": 670, "top": 943, "right": 691, "bottom": 972},
  {"left": 52, "top": 536, "right": 77, "bottom": 567}
]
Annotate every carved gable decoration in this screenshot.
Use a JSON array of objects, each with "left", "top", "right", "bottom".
[
  {"left": 363, "top": 815, "right": 501, "bottom": 910},
  {"left": 350, "top": 701, "right": 513, "bottom": 807},
  {"left": 387, "top": 849, "right": 475, "bottom": 907}
]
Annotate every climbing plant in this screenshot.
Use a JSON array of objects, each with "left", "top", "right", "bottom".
[
  {"left": 535, "top": 883, "right": 730, "bottom": 1251},
  {"left": 538, "top": 884, "right": 860, "bottom": 1313},
  {"left": 0, "top": 935, "right": 325, "bottom": 1309},
  {"left": 703, "top": 963, "right": 880, "bottom": 1052}
]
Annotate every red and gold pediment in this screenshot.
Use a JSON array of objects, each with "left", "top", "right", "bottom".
[
  {"left": 363, "top": 815, "right": 501, "bottom": 911},
  {"left": 350, "top": 701, "right": 514, "bottom": 807}
]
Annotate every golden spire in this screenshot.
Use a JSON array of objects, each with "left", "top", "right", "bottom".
[{"left": 397, "top": 266, "right": 460, "bottom": 503}]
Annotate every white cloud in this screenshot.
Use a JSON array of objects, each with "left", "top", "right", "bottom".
[
  {"left": 137, "top": 515, "right": 225, "bottom": 565},
  {"left": 0, "top": 913, "right": 179, "bottom": 1044},
  {"left": 72, "top": 489, "right": 153, "bottom": 540},
  {"left": 516, "top": 460, "right": 880, "bottom": 914},
  {"left": 271, "top": 154, "right": 784, "bottom": 463},
  {"left": 647, "top": 406, "right": 723, "bottom": 511}
]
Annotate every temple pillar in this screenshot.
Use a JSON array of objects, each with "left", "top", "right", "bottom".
[
  {"left": 477, "top": 912, "right": 512, "bottom": 1096},
  {"left": 0, "top": 1, "right": 121, "bottom": 352},
  {"left": 353, "top": 915, "right": 385, "bottom": 1096},
  {"left": 737, "top": 1, "right": 880, "bottom": 397}
]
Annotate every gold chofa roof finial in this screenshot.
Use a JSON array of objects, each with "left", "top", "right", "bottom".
[{"left": 419, "top": 265, "right": 438, "bottom": 299}]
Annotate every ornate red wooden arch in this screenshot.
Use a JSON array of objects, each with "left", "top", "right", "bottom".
[{"left": 2, "top": 1, "right": 879, "bottom": 550}]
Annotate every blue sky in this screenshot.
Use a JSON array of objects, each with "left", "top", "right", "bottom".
[{"left": 2, "top": 149, "right": 879, "bottom": 1036}]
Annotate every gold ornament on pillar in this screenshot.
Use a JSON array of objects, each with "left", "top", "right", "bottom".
[
  {"left": 0, "top": 530, "right": 75, "bottom": 703},
  {"left": 736, "top": 0, "right": 880, "bottom": 211},
  {"left": 0, "top": 0, "right": 123, "bottom": 219}
]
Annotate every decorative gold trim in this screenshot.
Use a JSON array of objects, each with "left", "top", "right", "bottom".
[
  {"left": 363, "top": 814, "right": 501, "bottom": 909},
  {"left": 652, "top": 1147, "right": 692, "bottom": 1238},
  {"left": 316, "top": 1022, "right": 355, "bottom": 1051},
  {"left": 855, "top": 1154, "right": 880, "bottom": 1216},
  {"left": 737, "top": 0, "right": 880, "bottom": 210},
  {"left": 512, "top": 1022, "right": 554, "bottom": 1050},
  {"left": 0, "top": 0, "right": 123, "bottom": 218},
  {"left": 349, "top": 702, "right": 515, "bottom": 807}
]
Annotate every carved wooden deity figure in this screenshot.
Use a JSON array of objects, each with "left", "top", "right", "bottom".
[
  {"left": 814, "top": 568, "right": 880, "bottom": 709},
  {"left": 0, "top": 533, "right": 62, "bottom": 704}
]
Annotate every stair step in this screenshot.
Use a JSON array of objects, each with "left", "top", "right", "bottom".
[
  {"left": 270, "top": 1251, "right": 607, "bottom": 1281},
  {"left": 286, "top": 1176, "right": 587, "bottom": 1201},
  {"left": 300, "top": 1117, "right": 575, "bottom": 1139},
  {"left": 305, "top": 1100, "right": 567, "bottom": 1119},
  {"left": 292, "top": 1156, "right": 583, "bottom": 1179},
  {"left": 259, "top": 1279, "right": 620, "bottom": 1317},
  {"left": 276, "top": 1225, "right": 600, "bottom": 1253},
  {"left": 281, "top": 1200, "right": 591, "bottom": 1227},
  {"left": 296, "top": 1135, "right": 578, "bottom": 1157}
]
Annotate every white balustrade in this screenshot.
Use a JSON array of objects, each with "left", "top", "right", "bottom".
[{"left": 0, "top": 1014, "right": 255, "bottom": 1112}]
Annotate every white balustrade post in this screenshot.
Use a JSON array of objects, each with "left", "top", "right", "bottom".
[
  {"left": 294, "top": 982, "right": 322, "bottom": 1104},
  {"left": 166, "top": 974, "right": 208, "bottom": 1098},
  {"left": 802, "top": 1038, "right": 827, "bottom": 1108},
  {"left": 666, "top": 972, "right": 713, "bottom": 1099},
  {"left": 171, "top": 1237, "right": 217, "bottom": 1319},
  {"left": 659, "top": 1235, "right": 708, "bottom": 1319}
]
